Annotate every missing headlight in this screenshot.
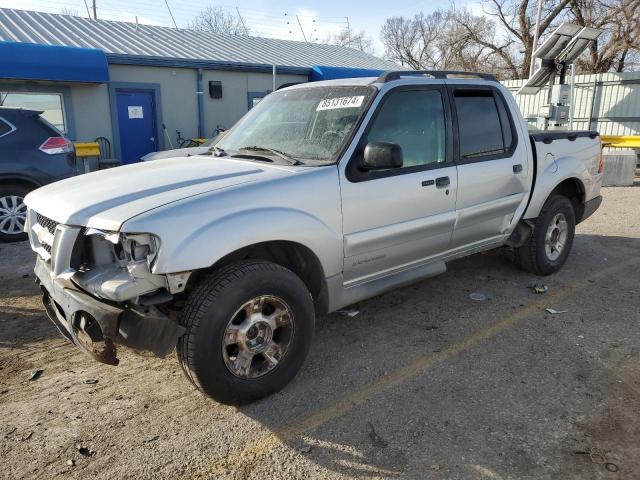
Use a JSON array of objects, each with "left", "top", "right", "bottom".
[
  {"left": 81, "top": 230, "right": 159, "bottom": 269},
  {"left": 120, "top": 233, "right": 159, "bottom": 267}
]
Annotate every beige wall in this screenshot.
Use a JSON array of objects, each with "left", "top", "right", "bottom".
[
  {"left": 69, "top": 83, "right": 111, "bottom": 143},
  {"left": 202, "top": 70, "right": 306, "bottom": 136},
  {"left": 63, "top": 64, "right": 307, "bottom": 154}
]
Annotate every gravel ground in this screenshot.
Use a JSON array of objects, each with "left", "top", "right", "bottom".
[{"left": 1, "top": 186, "right": 639, "bottom": 480}]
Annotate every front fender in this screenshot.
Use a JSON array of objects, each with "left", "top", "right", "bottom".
[{"left": 144, "top": 207, "right": 342, "bottom": 278}]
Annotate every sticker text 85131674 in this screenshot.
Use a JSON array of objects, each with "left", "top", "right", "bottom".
[{"left": 316, "top": 96, "right": 365, "bottom": 111}]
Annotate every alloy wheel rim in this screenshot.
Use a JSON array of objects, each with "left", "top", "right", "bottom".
[
  {"left": 0, "top": 195, "right": 26, "bottom": 235},
  {"left": 545, "top": 213, "right": 568, "bottom": 261},
  {"left": 222, "top": 295, "right": 294, "bottom": 379}
]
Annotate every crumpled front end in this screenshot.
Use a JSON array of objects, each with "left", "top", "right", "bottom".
[{"left": 27, "top": 209, "right": 188, "bottom": 365}]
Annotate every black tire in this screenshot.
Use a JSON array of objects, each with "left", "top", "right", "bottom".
[
  {"left": 514, "top": 194, "right": 576, "bottom": 276},
  {"left": 177, "top": 260, "right": 315, "bottom": 405},
  {"left": 0, "top": 184, "right": 29, "bottom": 243}
]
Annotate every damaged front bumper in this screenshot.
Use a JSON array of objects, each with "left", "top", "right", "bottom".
[{"left": 34, "top": 256, "right": 185, "bottom": 366}]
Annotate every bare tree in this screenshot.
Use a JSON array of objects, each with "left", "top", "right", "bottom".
[
  {"left": 568, "top": 0, "right": 640, "bottom": 72},
  {"left": 60, "top": 8, "right": 79, "bottom": 16},
  {"left": 380, "top": 10, "right": 510, "bottom": 76},
  {"left": 459, "top": 0, "right": 573, "bottom": 78},
  {"left": 190, "top": 6, "right": 250, "bottom": 36},
  {"left": 461, "top": 0, "right": 639, "bottom": 76},
  {"left": 326, "top": 28, "right": 374, "bottom": 54},
  {"left": 383, "top": 0, "right": 640, "bottom": 79}
]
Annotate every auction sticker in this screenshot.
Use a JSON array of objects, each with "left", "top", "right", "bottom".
[{"left": 317, "top": 95, "right": 365, "bottom": 111}]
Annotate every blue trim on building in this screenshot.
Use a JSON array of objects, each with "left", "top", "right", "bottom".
[
  {"left": 0, "top": 41, "right": 109, "bottom": 83},
  {"left": 0, "top": 82, "right": 77, "bottom": 140},
  {"left": 108, "top": 82, "right": 164, "bottom": 160},
  {"left": 106, "top": 54, "right": 312, "bottom": 76}
]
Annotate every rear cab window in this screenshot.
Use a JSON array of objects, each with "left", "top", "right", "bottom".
[{"left": 452, "top": 88, "right": 516, "bottom": 162}]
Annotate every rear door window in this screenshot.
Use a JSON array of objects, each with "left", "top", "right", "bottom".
[{"left": 453, "top": 89, "right": 514, "bottom": 161}]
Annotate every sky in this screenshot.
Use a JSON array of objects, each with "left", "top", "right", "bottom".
[{"left": 0, "top": 0, "right": 485, "bottom": 55}]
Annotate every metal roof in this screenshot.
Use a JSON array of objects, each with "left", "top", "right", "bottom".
[{"left": 0, "top": 8, "right": 398, "bottom": 72}]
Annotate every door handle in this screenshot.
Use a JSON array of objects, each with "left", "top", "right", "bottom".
[
  {"left": 513, "top": 164, "right": 523, "bottom": 173},
  {"left": 149, "top": 137, "right": 155, "bottom": 142},
  {"left": 435, "top": 176, "right": 450, "bottom": 188}
]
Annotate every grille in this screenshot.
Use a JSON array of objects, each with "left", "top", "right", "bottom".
[
  {"left": 35, "top": 213, "right": 59, "bottom": 255},
  {"left": 36, "top": 213, "right": 59, "bottom": 236}
]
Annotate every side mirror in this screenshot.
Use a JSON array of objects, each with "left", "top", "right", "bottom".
[{"left": 363, "top": 142, "right": 403, "bottom": 170}]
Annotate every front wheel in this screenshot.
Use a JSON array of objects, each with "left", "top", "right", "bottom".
[
  {"left": 514, "top": 194, "right": 576, "bottom": 276},
  {"left": 177, "top": 260, "right": 315, "bottom": 404},
  {"left": 0, "top": 184, "right": 29, "bottom": 243}
]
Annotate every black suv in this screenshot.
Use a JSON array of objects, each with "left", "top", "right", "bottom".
[{"left": 0, "top": 107, "right": 78, "bottom": 242}]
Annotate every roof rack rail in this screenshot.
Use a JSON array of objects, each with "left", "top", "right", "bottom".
[{"left": 376, "top": 70, "right": 498, "bottom": 83}]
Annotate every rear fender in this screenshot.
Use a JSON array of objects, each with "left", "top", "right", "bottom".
[{"left": 523, "top": 154, "right": 589, "bottom": 219}]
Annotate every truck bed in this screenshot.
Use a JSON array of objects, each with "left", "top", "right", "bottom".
[{"left": 523, "top": 130, "right": 602, "bottom": 221}]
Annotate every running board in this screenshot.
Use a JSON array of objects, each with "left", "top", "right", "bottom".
[{"left": 328, "top": 261, "right": 447, "bottom": 312}]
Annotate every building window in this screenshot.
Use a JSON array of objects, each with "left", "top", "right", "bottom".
[{"left": 0, "top": 92, "right": 67, "bottom": 133}]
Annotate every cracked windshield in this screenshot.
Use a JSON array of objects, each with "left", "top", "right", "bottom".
[{"left": 215, "top": 86, "right": 375, "bottom": 164}]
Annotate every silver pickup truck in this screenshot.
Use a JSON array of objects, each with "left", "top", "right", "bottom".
[{"left": 24, "top": 71, "right": 603, "bottom": 404}]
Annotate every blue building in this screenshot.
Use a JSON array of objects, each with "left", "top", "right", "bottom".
[{"left": 0, "top": 8, "right": 396, "bottom": 163}]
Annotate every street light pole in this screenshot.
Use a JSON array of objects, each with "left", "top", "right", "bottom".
[{"left": 530, "top": 0, "right": 543, "bottom": 76}]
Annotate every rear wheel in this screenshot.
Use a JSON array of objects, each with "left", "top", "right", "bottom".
[
  {"left": 0, "top": 185, "right": 29, "bottom": 243},
  {"left": 514, "top": 194, "right": 576, "bottom": 276},
  {"left": 177, "top": 260, "right": 315, "bottom": 404}
]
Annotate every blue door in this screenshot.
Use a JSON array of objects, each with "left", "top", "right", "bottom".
[{"left": 116, "top": 90, "right": 157, "bottom": 164}]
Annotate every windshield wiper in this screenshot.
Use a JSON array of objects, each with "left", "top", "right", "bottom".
[{"left": 236, "top": 146, "right": 302, "bottom": 165}]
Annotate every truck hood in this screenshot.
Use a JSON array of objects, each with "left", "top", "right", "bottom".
[{"left": 25, "top": 157, "right": 294, "bottom": 231}]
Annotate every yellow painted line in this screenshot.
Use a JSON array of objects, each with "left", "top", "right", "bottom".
[{"left": 191, "top": 259, "right": 636, "bottom": 479}]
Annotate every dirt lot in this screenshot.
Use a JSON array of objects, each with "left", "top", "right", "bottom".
[{"left": 1, "top": 186, "right": 639, "bottom": 480}]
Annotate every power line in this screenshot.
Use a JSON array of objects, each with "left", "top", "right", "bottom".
[
  {"left": 82, "top": 0, "right": 91, "bottom": 19},
  {"left": 295, "top": 15, "right": 307, "bottom": 42},
  {"left": 163, "top": 0, "right": 178, "bottom": 29},
  {"left": 11, "top": 1, "right": 349, "bottom": 43}
]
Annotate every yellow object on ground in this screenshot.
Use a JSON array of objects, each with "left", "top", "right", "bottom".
[
  {"left": 74, "top": 142, "right": 101, "bottom": 157},
  {"left": 601, "top": 136, "right": 640, "bottom": 149},
  {"left": 192, "top": 138, "right": 206, "bottom": 145}
]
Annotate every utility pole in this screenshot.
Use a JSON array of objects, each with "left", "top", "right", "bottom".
[
  {"left": 296, "top": 15, "right": 308, "bottom": 42},
  {"left": 529, "top": 0, "right": 543, "bottom": 76},
  {"left": 92, "top": 0, "right": 97, "bottom": 20},
  {"left": 345, "top": 17, "right": 351, "bottom": 47}
]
